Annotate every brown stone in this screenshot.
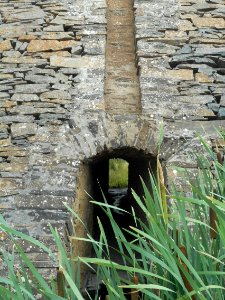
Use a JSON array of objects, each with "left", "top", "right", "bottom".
[
  {"left": 0, "top": 178, "right": 22, "bottom": 191},
  {"left": 192, "top": 17, "right": 225, "bottom": 29},
  {"left": 41, "top": 32, "right": 74, "bottom": 40},
  {"left": 0, "top": 74, "right": 14, "bottom": 79},
  {"left": 0, "top": 124, "right": 8, "bottom": 130},
  {"left": 0, "top": 27, "right": 27, "bottom": 39},
  {"left": 40, "top": 90, "right": 71, "bottom": 100},
  {"left": 27, "top": 40, "right": 79, "bottom": 52},
  {"left": 178, "top": 20, "right": 195, "bottom": 31},
  {"left": 191, "top": 38, "right": 225, "bottom": 45},
  {"left": 195, "top": 107, "right": 215, "bottom": 117},
  {"left": 3, "top": 101, "right": 17, "bottom": 108},
  {"left": 39, "top": 51, "right": 71, "bottom": 59},
  {"left": 142, "top": 68, "right": 194, "bottom": 81},
  {"left": 0, "top": 40, "right": 12, "bottom": 52},
  {"left": 0, "top": 139, "right": 11, "bottom": 147},
  {"left": 147, "top": 31, "right": 188, "bottom": 46},
  {"left": 2, "top": 57, "right": 46, "bottom": 64},
  {"left": 0, "top": 163, "right": 28, "bottom": 172},
  {"left": 0, "top": 147, "right": 27, "bottom": 157},
  {"left": 18, "top": 34, "right": 38, "bottom": 42},
  {"left": 50, "top": 55, "right": 104, "bottom": 68},
  {"left": 168, "top": 69, "right": 194, "bottom": 81},
  {"left": 195, "top": 73, "right": 214, "bottom": 83}
]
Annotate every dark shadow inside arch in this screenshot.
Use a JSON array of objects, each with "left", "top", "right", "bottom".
[
  {"left": 79, "top": 147, "right": 158, "bottom": 295},
  {"left": 91, "top": 147, "right": 157, "bottom": 253}
]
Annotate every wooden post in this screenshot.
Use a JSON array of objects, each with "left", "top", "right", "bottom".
[
  {"left": 131, "top": 275, "right": 139, "bottom": 300},
  {"left": 179, "top": 245, "right": 196, "bottom": 300},
  {"left": 210, "top": 207, "right": 217, "bottom": 239},
  {"left": 210, "top": 139, "right": 224, "bottom": 239},
  {"left": 57, "top": 268, "right": 64, "bottom": 297}
]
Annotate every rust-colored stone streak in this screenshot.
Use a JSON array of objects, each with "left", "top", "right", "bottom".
[{"left": 105, "top": 0, "right": 141, "bottom": 114}]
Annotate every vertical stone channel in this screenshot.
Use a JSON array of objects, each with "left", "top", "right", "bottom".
[{"left": 105, "top": 0, "right": 141, "bottom": 114}]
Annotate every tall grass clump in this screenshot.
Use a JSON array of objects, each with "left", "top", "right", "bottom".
[
  {"left": 0, "top": 217, "right": 85, "bottom": 300},
  {"left": 82, "top": 137, "right": 225, "bottom": 299},
  {"left": 0, "top": 136, "right": 224, "bottom": 299}
]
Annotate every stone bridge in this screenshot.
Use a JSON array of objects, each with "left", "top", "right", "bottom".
[{"left": 0, "top": 0, "right": 225, "bottom": 283}]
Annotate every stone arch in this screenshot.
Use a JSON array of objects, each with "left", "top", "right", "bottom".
[
  {"left": 73, "top": 143, "right": 158, "bottom": 263},
  {"left": 65, "top": 115, "right": 161, "bottom": 283}
]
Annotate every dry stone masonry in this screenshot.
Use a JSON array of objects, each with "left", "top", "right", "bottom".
[
  {"left": 0, "top": 0, "right": 225, "bottom": 281},
  {"left": 0, "top": 0, "right": 107, "bottom": 278}
]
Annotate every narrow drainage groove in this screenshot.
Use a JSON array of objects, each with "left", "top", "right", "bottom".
[{"left": 104, "top": 0, "right": 141, "bottom": 114}]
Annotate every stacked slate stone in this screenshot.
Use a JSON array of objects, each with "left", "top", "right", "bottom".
[
  {"left": 135, "top": 0, "right": 225, "bottom": 120},
  {"left": 134, "top": 0, "right": 225, "bottom": 192},
  {"left": 0, "top": 0, "right": 106, "bottom": 277}
]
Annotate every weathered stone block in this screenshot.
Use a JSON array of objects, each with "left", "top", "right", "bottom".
[
  {"left": 11, "top": 123, "right": 37, "bottom": 138},
  {"left": 24, "top": 74, "right": 57, "bottom": 84},
  {"left": 39, "top": 51, "right": 71, "bottom": 59},
  {"left": 0, "top": 138, "right": 11, "bottom": 147},
  {"left": 192, "top": 17, "right": 225, "bottom": 29},
  {"left": 14, "top": 84, "right": 49, "bottom": 94},
  {"left": 141, "top": 67, "right": 194, "bottom": 81},
  {"left": 11, "top": 94, "right": 39, "bottom": 102},
  {"left": 2, "top": 57, "right": 47, "bottom": 65},
  {"left": 0, "top": 179, "right": 22, "bottom": 196},
  {"left": 0, "top": 40, "right": 12, "bottom": 52},
  {"left": 0, "top": 116, "right": 35, "bottom": 124},
  {"left": 218, "top": 107, "right": 225, "bottom": 118},
  {"left": 0, "top": 74, "right": 14, "bottom": 80},
  {"left": 4, "top": 8, "right": 45, "bottom": 22},
  {"left": 207, "top": 102, "right": 220, "bottom": 113},
  {"left": 27, "top": 40, "right": 80, "bottom": 52},
  {"left": 14, "top": 195, "right": 72, "bottom": 210},
  {"left": 40, "top": 90, "right": 71, "bottom": 103},
  {"left": 0, "top": 146, "right": 27, "bottom": 157},
  {"left": 50, "top": 55, "right": 104, "bottom": 69},
  {"left": 8, "top": 105, "right": 66, "bottom": 116},
  {"left": 0, "top": 163, "right": 28, "bottom": 172},
  {"left": 195, "top": 72, "right": 214, "bottom": 83},
  {"left": 18, "top": 35, "right": 38, "bottom": 42}
]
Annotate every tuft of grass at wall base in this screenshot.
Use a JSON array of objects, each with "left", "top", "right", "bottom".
[{"left": 109, "top": 158, "right": 128, "bottom": 188}]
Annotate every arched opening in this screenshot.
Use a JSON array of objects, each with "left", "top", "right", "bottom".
[
  {"left": 74, "top": 147, "right": 157, "bottom": 292},
  {"left": 91, "top": 149, "right": 156, "bottom": 243}
]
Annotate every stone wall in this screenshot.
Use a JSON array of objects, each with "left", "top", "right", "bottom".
[
  {"left": 0, "top": 0, "right": 225, "bottom": 279},
  {"left": 134, "top": 0, "right": 225, "bottom": 188},
  {"left": 0, "top": 0, "right": 107, "bottom": 277}
]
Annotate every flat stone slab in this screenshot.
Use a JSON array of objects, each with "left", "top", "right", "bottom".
[
  {"left": 0, "top": 178, "right": 22, "bottom": 196},
  {"left": 192, "top": 17, "right": 225, "bottom": 28},
  {"left": 11, "top": 94, "right": 39, "bottom": 102},
  {"left": 27, "top": 40, "right": 80, "bottom": 52},
  {"left": 141, "top": 67, "right": 194, "bottom": 81},
  {"left": 40, "top": 90, "right": 71, "bottom": 103},
  {"left": 50, "top": 55, "right": 104, "bottom": 68},
  {"left": 14, "top": 195, "right": 72, "bottom": 210},
  {"left": 11, "top": 123, "right": 38, "bottom": 138},
  {"left": 0, "top": 40, "right": 12, "bottom": 52},
  {"left": 2, "top": 57, "right": 47, "bottom": 65}
]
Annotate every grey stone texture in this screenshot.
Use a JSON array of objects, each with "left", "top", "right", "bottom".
[{"left": 0, "top": 0, "right": 225, "bottom": 280}]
